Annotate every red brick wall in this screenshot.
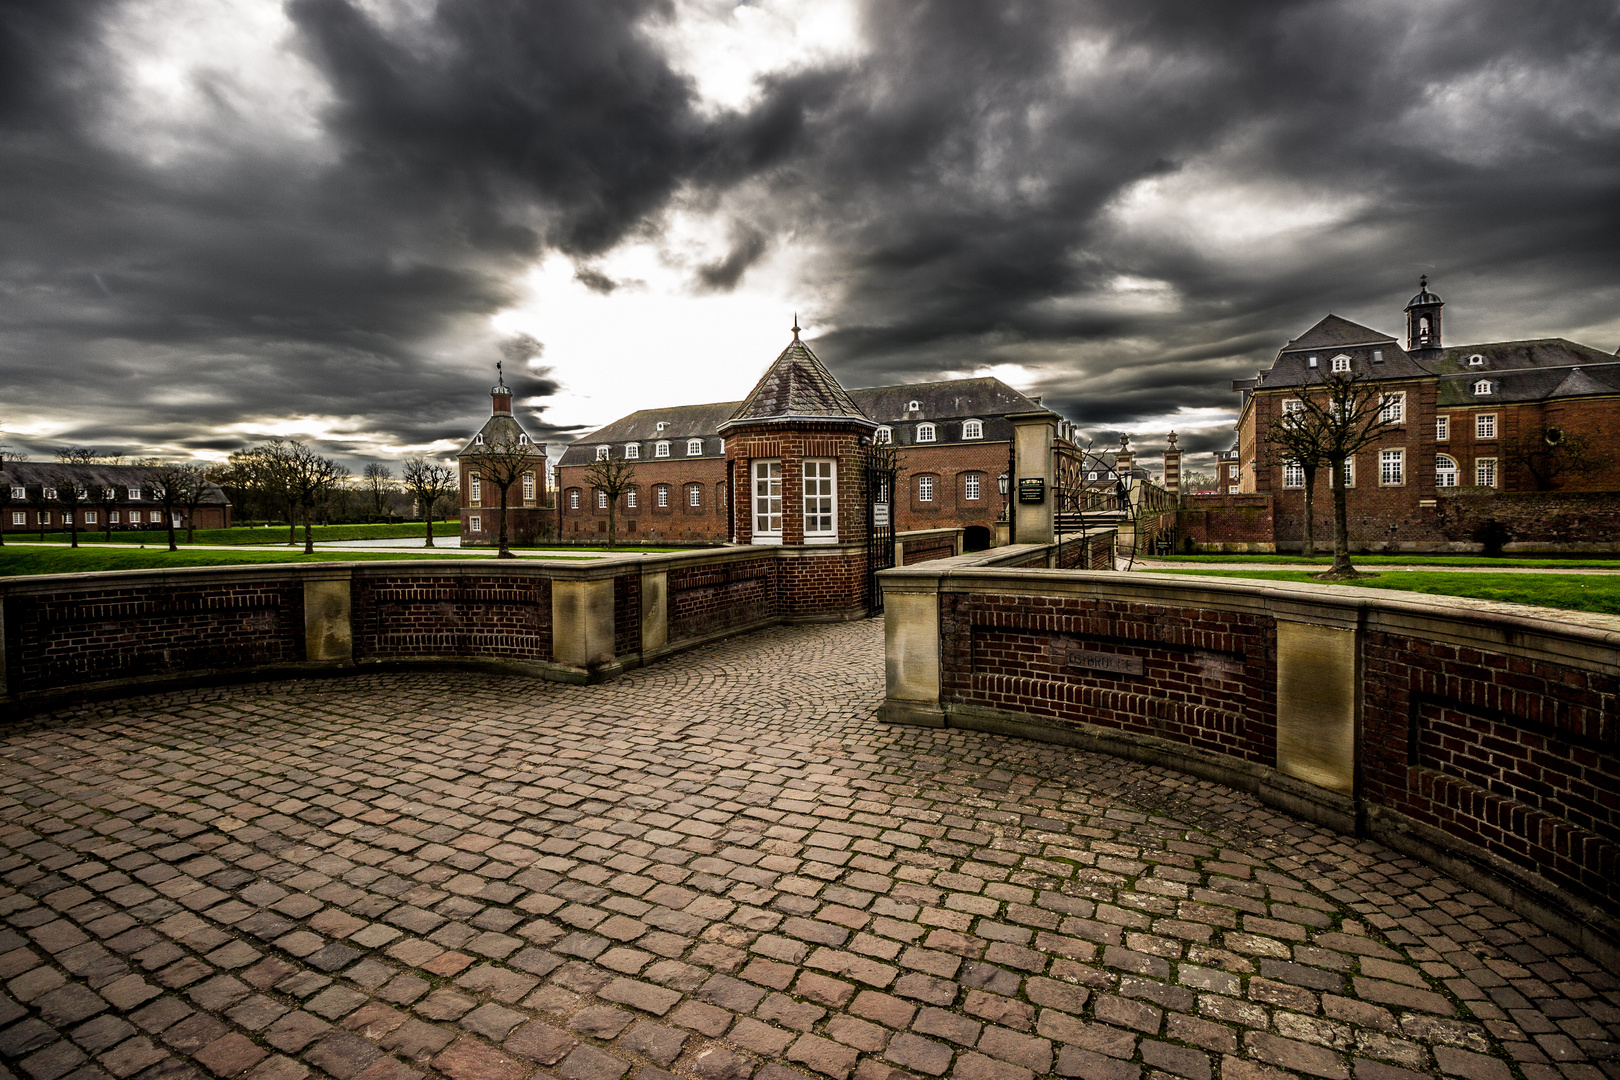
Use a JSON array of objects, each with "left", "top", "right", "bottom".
[
  {"left": 777, "top": 551, "right": 870, "bottom": 617},
  {"left": 1176, "top": 495, "right": 1275, "bottom": 546},
  {"left": 727, "top": 423, "right": 869, "bottom": 547},
  {"left": 614, "top": 573, "right": 641, "bottom": 656},
  {"left": 667, "top": 556, "right": 778, "bottom": 641},
  {"left": 895, "top": 441, "right": 1009, "bottom": 533},
  {"left": 557, "top": 457, "right": 729, "bottom": 543},
  {"left": 5, "top": 579, "right": 304, "bottom": 693},
  {"left": 351, "top": 574, "right": 552, "bottom": 662},
  {"left": 900, "top": 533, "right": 957, "bottom": 565}
]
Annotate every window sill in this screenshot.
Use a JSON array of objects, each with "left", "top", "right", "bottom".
[
  {"left": 804, "top": 535, "right": 837, "bottom": 545},
  {"left": 751, "top": 535, "right": 783, "bottom": 546}
]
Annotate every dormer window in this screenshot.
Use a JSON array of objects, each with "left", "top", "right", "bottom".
[
  {"left": 624, "top": 444, "right": 639, "bottom": 459},
  {"left": 128, "top": 487, "right": 141, "bottom": 500},
  {"left": 916, "top": 423, "right": 936, "bottom": 443},
  {"left": 1372, "top": 350, "right": 1383, "bottom": 363},
  {"left": 518, "top": 434, "right": 529, "bottom": 445},
  {"left": 474, "top": 434, "right": 484, "bottom": 445},
  {"left": 655, "top": 441, "right": 670, "bottom": 458},
  {"left": 688, "top": 439, "right": 703, "bottom": 456},
  {"left": 907, "top": 400, "right": 921, "bottom": 413},
  {"left": 656, "top": 422, "right": 668, "bottom": 432},
  {"left": 962, "top": 419, "right": 983, "bottom": 440},
  {"left": 1307, "top": 356, "right": 1318, "bottom": 368},
  {"left": 1331, "top": 355, "right": 1351, "bottom": 373},
  {"left": 1467, "top": 354, "right": 1485, "bottom": 366},
  {"left": 1473, "top": 380, "right": 1493, "bottom": 396},
  {"left": 875, "top": 426, "right": 892, "bottom": 444},
  {"left": 595, "top": 445, "right": 609, "bottom": 460},
  {"left": 43, "top": 487, "right": 57, "bottom": 500}
]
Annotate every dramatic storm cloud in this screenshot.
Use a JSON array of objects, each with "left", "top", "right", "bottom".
[{"left": 2, "top": 0, "right": 1618, "bottom": 466}]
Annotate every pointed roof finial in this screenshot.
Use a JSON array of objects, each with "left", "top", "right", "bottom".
[
  {"left": 791, "top": 313, "right": 800, "bottom": 341},
  {"left": 1419, "top": 274, "right": 1427, "bottom": 291},
  {"left": 496, "top": 358, "right": 504, "bottom": 385}
]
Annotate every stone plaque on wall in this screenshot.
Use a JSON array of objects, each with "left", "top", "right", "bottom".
[
  {"left": 1067, "top": 650, "right": 1144, "bottom": 676},
  {"left": 1275, "top": 620, "right": 1357, "bottom": 795}
]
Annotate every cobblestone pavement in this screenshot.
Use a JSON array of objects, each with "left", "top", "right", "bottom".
[{"left": 1, "top": 620, "right": 1616, "bottom": 1080}]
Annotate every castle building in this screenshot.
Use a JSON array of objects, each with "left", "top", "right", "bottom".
[
  {"left": 1207, "top": 278, "right": 1620, "bottom": 550},
  {"left": 0, "top": 462, "right": 232, "bottom": 535},
  {"left": 457, "top": 370, "right": 549, "bottom": 546}
]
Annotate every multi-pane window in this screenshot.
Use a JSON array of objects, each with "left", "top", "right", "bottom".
[
  {"left": 1380, "top": 449, "right": 1404, "bottom": 486},
  {"left": 597, "top": 490, "right": 608, "bottom": 509},
  {"left": 803, "top": 460, "right": 835, "bottom": 539},
  {"left": 875, "top": 427, "right": 892, "bottom": 444},
  {"left": 964, "top": 474, "right": 981, "bottom": 501},
  {"left": 1435, "top": 455, "right": 1458, "bottom": 487},
  {"left": 918, "top": 475, "right": 935, "bottom": 502},
  {"left": 10, "top": 486, "right": 24, "bottom": 499},
  {"left": 568, "top": 489, "right": 580, "bottom": 509},
  {"left": 1436, "top": 416, "right": 1449, "bottom": 441},
  {"left": 85, "top": 511, "right": 97, "bottom": 524},
  {"left": 109, "top": 512, "right": 120, "bottom": 524},
  {"left": 474, "top": 434, "right": 484, "bottom": 445},
  {"left": 625, "top": 444, "right": 639, "bottom": 459},
  {"left": 1283, "top": 462, "right": 1304, "bottom": 488},
  {"left": 1476, "top": 458, "right": 1497, "bottom": 487},
  {"left": 11, "top": 512, "right": 23, "bottom": 525},
  {"left": 103, "top": 487, "right": 115, "bottom": 500},
  {"left": 38, "top": 512, "right": 49, "bottom": 526},
  {"left": 522, "top": 473, "right": 535, "bottom": 500},
  {"left": 688, "top": 439, "right": 703, "bottom": 456},
  {"left": 1342, "top": 457, "right": 1355, "bottom": 488},
  {"left": 687, "top": 483, "right": 702, "bottom": 507},
  {"left": 655, "top": 441, "right": 670, "bottom": 458},
  {"left": 1378, "top": 393, "right": 1404, "bottom": 423},
  {"left": 63, "top": 513, "right": 73, "bottom": 525},
  {"left": 1474, "top": 380, "right": 1493, "bottom": 396},
  {"left": 962, "top": 420, "right": 982, "bottom": 440},
  {"left": 596, "top": 445, "right": 609, "bottom": 460},
  {"left": 752, "top": 461, "right": 781, "bottom": 538},
  {"left": 916, "top": 424, "right": 935, "bottom": 443},
  {"left": 470, "top": 475, "right": 481, "bottom": 503},
  {"left": 655, "top": 484, "right": 670, "bottom": 507},
  {"left": 150, "top": 511, "right": 162, "bottom": 523},
  {"left": 1331, "top": 355, "right": 1350, "bottom": 372},
  {"left": 128, "top": 487, "right": 141, "bottom": 499},
  {"left": 469, "top": 516, "right": 481, "bottom": 532},
  {"left": 626, "top": 488, "right": 637, "bottom": 509},
  {"left": 1476, "top": 413, "right": 1496, "bottom": 439},
  {"left": 44, "top": 487, "right": 56, "bottom": 500},
  {"left": 1281, "top": 399, "right": 1304, "bottom": 425}
]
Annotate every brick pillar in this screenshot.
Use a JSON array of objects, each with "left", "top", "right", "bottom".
[{"left": 1008, "top": 410, "right": 1059, "bottom": 544}]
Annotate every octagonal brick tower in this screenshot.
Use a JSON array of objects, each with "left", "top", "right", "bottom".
[{"left": 720, "top": 323, "right": 878, "bottom": 617}]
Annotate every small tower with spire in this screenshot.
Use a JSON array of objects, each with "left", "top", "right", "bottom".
[
  {"left": 1405, "top": 275, "right": 1444, "bottom": 352},
  {"left": 491, "top": 360, "right": 513, "bottom": 414}
]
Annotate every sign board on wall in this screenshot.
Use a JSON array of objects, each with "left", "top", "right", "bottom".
[{"left": 1017, "top": 478, "right": 1045, "bottom": 504}]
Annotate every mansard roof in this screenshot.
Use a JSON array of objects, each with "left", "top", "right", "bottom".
[
  {"left": 457, "top": 414, "right": 538, "bottom": 457},
  {"left": 557, "top": 401, "right": 740, "bottom": 466},
  {"left": 1280, "top": 314, "right": 1398, "bottom": 353},
  {"left": 849, "top": 377, "right": 1040, "bottom": 421},
  {"left": 721, "top": 335, "right": 872, "bottom": 430}
]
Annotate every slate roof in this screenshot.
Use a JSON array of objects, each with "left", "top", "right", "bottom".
[
  {"left": 849, "top": 377, "right": 1040, "bottom": 422},
  {"left": 456, "top": 414, "right": 540, "bottom": 458},
  {"left": 1435, "top": 353, "right": 1620, "bottom": 407},
  {"left": 0, "top": 462, "right": 230, "bottom": 504},
  {"left": 557, "top": 402, "right": 740, "bottom": 466},
  {"left": 721, "top": 336, "right": 872, "bottom": 429},
  {"left": 1280, "top": 315, "right": 1397, "bottom": 353}
]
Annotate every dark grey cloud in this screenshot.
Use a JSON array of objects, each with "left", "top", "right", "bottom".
[{"left": 2, "top": 0, "right": 1618, "bottom": 471}]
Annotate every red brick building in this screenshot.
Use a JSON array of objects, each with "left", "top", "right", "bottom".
[
  {"left": 1, "top": 462, "right": 232, "bottom": 535},
  {"left": 556, "top": 340, "right": 1045, "bottom": 549},
  {"left": 458, "top": 374, "right": 550, "bottom": 546},
  {"left": 1201, "top": 278, "right": 1620, "bottom": 551}
]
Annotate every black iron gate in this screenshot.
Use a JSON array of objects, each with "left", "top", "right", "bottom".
[{"left": 864, "top": 451, "right": 897, "bottom": 615}]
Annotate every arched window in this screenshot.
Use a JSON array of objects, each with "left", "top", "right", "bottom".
[
  {"left": 655, "top": 484, "right": 670, "bottom": 507},
  {"left": 625, "top": 444, "right": 640, "bottom": 459},
  {"left": 1435, "top": 455, "right": 1458, "bottom": 487},
  {"left": 1331, "top": 354, "right": 1351, "bottom": 373},
  {"left": 474, "top": 434, "right": 484, "bottom": 445},
  {"left": 687, "top": 439, "right": 703, "bottom": 456},
  {"left": 1473, "top": 380, "right": 1493, "bottom": 396},
  {"left": 875, "top": 426, "right": 892, "bottom": 444},
  {"left": 961, "top": 419, "right": 982, "bottom": 440},
  {"left": 907, "top": 400, "right": 921, "bottom": 412},
  {"left": 655, "top": 441, "right": 670, "bottom": 458},
  {"left": 916, "top": 423, "right": 936, "bottom": 443},
  {"left": 518, "top": 434, "right": 529, "bottom": 445},
  {"left": 686, "top": 483, "right": 702, "bottom": 507},
  {"left": 595, "top": 445, "right": 609, "bottom": 460}
]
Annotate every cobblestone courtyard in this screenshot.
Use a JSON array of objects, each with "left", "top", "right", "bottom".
[{"left": 0, "top": 620, "right": 1615, "bottom": 1080}]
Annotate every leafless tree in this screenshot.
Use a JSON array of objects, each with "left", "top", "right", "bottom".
[
  {"left": 46, "top": 471, "right": 89, "bottom": 549},
  {"left": 146, "top": 461, "right": 208, "bottom": 552},
  {"left": 476, "top": 432, "right": 543, "bottom": 557},
  {"left": 1263, "top": 401, "right": 1331, "bottom": 558},
  {"left": 583, "top": 455, "right": 637, "bottom": 549},
  {"left": 402, "top": 457, "right": 456, "bottom": 547},
  {"left": 0, "top": 439, "right": 19, "bottom": 547},
  {"left": 362, "top": 463, "right": 395, "bottom": 522},
  {"left": 282, "top": 444, "right": 349, "bottom": 554}
]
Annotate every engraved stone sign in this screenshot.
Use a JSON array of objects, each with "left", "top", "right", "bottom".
[{"left": 1067, "top": 650, "right": 1143, "bottom": 676}]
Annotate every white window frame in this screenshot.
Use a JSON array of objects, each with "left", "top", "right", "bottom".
[
  {"left": 1228, "top": 486, "right": 1240, "bottom": 495},
  {"left": 150, "top": 510, "right": 162, "bottom": 523},
  {"left": 624, "top": 444, "right": 639, "bottom": 459},
  {"left": 469, "top": 474, "right": 481, "bottom": 503},
  {"left": 474, "top": 434, "right": 484, "bottom": 445},
  {"left": 102, "top": 487, "right": 115, "bottom": 500},
  {"left": 626, "top": 488, "right": 637, "bottom": 509},
  {"left": 802, "top": 459, "right": 837, "bottom": 543},
  {"left": 1283, "top": 462, "right": 1304, "bottom": 489},
  {"left": 11, "top": 512, "right": 23, "bottom": 526},
  {"left": 907, "top": 400, "right": 921, "bottom": 412},
  {"left": 751, "top": 460, "right": 782, "bottom": 544},
  {"left": 1281, "top": 399, "right": 1304, "bottom": 427},
  {"left": 1436, "top": 454, "right": 1458, "bottom": 487},
  {"left": 109, "top": 511, "right": 120, "bottom": 524},
  {"left": 1380, "top": 449, "right": 1404, "bottom": 486},
  {"left": 918, "top": 475, "right": 935, "bottom": 502},
  {"left": 655, "top": 441, "right": 670, "bottom": 458},
  {"left": 43, "top": 487, "right": 56, "bottom": 500},
  {"left": 1342, "top": 457, "right": 1355, "bottom": 488},
  {"left": 568, "top": 489, "right": 580, "bottom": 510},
  {"left": 655, "top": 484, "right": 669, "bottom": 508},
  {"left": 1378, "top": 392, "right": 1405, "bottom": 424},
  {"left": 687, "top": 439, "right": 703, "bottom": 456},
  {"left": 85, "top": 511, "right": 97, "bottom": 524},
  {"left": 961, "top": 419, "right": 983, "bottom": 440},
  {"left": 875, "top": 426, "right": 892, "bottom": 444},
  {"left": 1473, "top": 380, "right": 1493, "bottom": 396},
  {"left": 1307, "top": 356, "right": 1318, "bottom": 369},
  {"left": 10, "top": 486, "right": 24, "bottom": 500},
  {"left": 687, "top": 483, "right": 702, "bottom": 508},
  {"left": 1476, "top": 458, "right": 1497, "bottom": 488},
  {"left": 964, "top": 474, "right": 981, "bottom": 501},
  {"left": 518, "top": 434, "right": 530, "bottom": 445},
  {"left": 38, "top": 511, "right": 48, "bottom": 526},
  {"left": 1468, "top": 354, "right": 1485, "bottom": 366},
  {"left": 522, "top": 472, "right": 535, "bottom": 501},
  {"left": 469, "top": 515, "right": 481, "bottom": 532},
  {"left": 597, "top": 490, "right": 608, "bottom": 509},
  {"left": 1331, "top": 354, "right": 1351, "bottom": 373},
  {"left": 916, "top": 423, "right": 936, "bottom": 443},
  {"left": 596, "top": 445, "right": 610, "bottom": 461},
  {"left": 1476, "top": 413, "right": 1496, "bottom": 439},
  {"left": 1436, "top": 416, "right": 1449, "bottom": 441},
  {"left": 171, "top": 513, "right": 182, "bottom": 528}
]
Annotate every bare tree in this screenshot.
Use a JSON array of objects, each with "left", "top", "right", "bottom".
[
  {"left": 55, "top": 447, "right": 99, "bottom": 465},
  {"left": 1281, "top": 373, "right": 1402, "bottom": 578},
  {"left": 146, "top": 461, "right": 207, "bottom": 552},
  {"left": 582, "top": 455, "right": 637, "bottom": 549},
  {"left": 1263, "top": 402, "right": 1330, "bottom": 558},
  {"left": 475, "top": 432, "right": 543, "bottom": 557},
  {"left": 0, "top": 439, "right": 19, "bottom": 547},
  {"left": 1502, "top": 423, "right": 1612, "bottom": 491},
  {"left": 283, "top": 444, "right": 349, "bottom": 554},
  {"left": 98, "top": 481, "right": 119, "bottom": 540},
  {"left": 402, "top": 456, "right": 456, "bottom": 547},
  {"left": 362, "top": 463, "right": 395, "bottom": 522},
  {"left": 46, "top": 471, "right": 89, "bottom": 549}
]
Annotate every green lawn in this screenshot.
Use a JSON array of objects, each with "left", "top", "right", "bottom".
[
  {"left": 1149, "top": 568, "right": 1620, "bottom": 615},
  {"left": 8, "top": 521, "right": 463, "bottom": 546},
  {"left": 1152, "top": 553, "right": 1620, "bottom": 569},
  {"left": 0, "top": 546, "right": 613, "bottom": 577}
]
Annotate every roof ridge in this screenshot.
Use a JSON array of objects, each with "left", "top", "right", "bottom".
[{"left": 723, "top": 336, "right": 872, "bottom": 428}]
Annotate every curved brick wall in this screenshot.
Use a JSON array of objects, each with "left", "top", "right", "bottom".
[{"left": 880, "top": 565, "right": 1620, "bottom": 969}]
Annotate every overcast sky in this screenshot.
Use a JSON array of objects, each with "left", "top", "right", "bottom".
[{"left": 3, "top": 0, "right": 1618, "bottom": 468}]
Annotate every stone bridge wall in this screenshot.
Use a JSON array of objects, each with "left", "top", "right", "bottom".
[{"left": 878, "top": 563, "right": 1620, "bottom": 970}]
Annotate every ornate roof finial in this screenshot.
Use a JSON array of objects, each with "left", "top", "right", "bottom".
[
  {"left": 1419, "top": 274, "right": 1428, "bottom": 291},
  {"left": 791, "top": 314, "right": 800, "bottom": 341},
  {"left": 496, "top": 359, "right": 504, "bottom": 384}
]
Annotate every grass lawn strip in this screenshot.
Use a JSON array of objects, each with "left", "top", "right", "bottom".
[
  {"left": 1149, "top": 553, "right": 1620, "bottom": 569},
  {"left": 0, "top": 548, "right": 604, "bottom": 577},
  {"left": 1149, "top": 567, "right": 1620, "bottom": 615}
]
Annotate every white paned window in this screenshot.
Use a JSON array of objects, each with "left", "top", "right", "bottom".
[
  {"left": 875, "top": 426, "right": 892, "bottom": 444},
  {"left": 1281, "top": 399, "right": 1304, "bottom": 425},
  {"left": 916, "top": 423, "right": 935, "bottom": 443},
  {"left": 655, "top": 484, "right": 669, "bottom": 507},
  {"left": 1379, "top": 393, "right": 1404, "bottom": 423},
  {"left": 1380, "top": 449, "right": 1404, "bottom": 486},
  {"left": 964, "top": 474, "right": 981, "bottom": 500},
  {"left": 171, "top": 513, "right": 182, "bottom": 527},
  {"left": 522, "top": 472, "right": 534, "bottom": 501},
  {"left": 1283, "top": 462, "right": 1304, "bottom": 488},
  {"left": 655, "top": 441, "right": 670, "bottom": 458},
  {"left": 626, "top": 488, "right": 637, "bottom": 508},
  {"left": 918, "top": 475, "right": 935, "bottom": 502},
  {"left": 1474, "top": 380, "right": 1493, "bottom": 395},
  {"left": 150, "top": 510, "right": 162, "bottom": 522},
  {"left": 1228, "top": 486, "right": 1239, "bottom": 494},
  {"left": 110, "top": 512, "right": 119, "bottom": 523},
  {"left": 1342, "top": 457, "right": 1355, "bottom": 487},
  {"left": 688, "top": 439, "right": 703, "bottom": 456},
  {"left": 1436, "top": 416, "right": 1449, "bottom": 441},
  {"left": 625, "top": 444, "right": 639, "bottom": 459},
  {"left": 752, "top": 460, "right": 782, "bottom": 542},
  {"left": 1331, "top": 354, "right": 1350, "bottom": 372},
  {"left": 39, "top": 512, "right": 49, "bottom": 525},
  {"left": 568, "top": 490, "right": 580, "bottom": 509},
  {"left": 1476, "top": 458, "right": 1497, "bottom": 487},
  {"left": 470, "top": 475, "right": 481, "bottom": 503},
  {"left": 1476, "top": 414, "right": 1496, "bottom": 439},
  {"left": 10, "top": 486, "right": 23, "bottom": 499},
  {"left": 962, "top": 419, "right": 983, "bottom": 440},
  {"left": 44, "top": 487, "right": 56, "bottom": 500},
  {"left": 803, "top": 460, "right": 836, "bottom": 541},
  {"left": 518, "top": 433, "right": 529, "bottom": 445},
  {"left": 128, "top": 487, "right": 141, "bottom": 499},
  {"left": 11, "top": 512, "right": 23, "bottom": 525},
  {"left": 687, "top": 484, "right": 701, "bottom": 507},
  {"left": 63, "top": 513, "right": 73, "bottom": 525},
  {"left": 85, "top": 511, "right": 97, "bottom": 524},
  {"left": 596, "top": 445, "right": 609, "bottom": 460},
  {"left": 597, "top": 490, "right": 608, "bottom": 509},
  {"left": 1436, "top": 455, "right": 1458, "bottom": 487},
  {"left": 103, "top": 487, "right": 115, "bottom": 500},
  {"left": 469, "top": 516, "right": 481, "bottom": 532}
]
